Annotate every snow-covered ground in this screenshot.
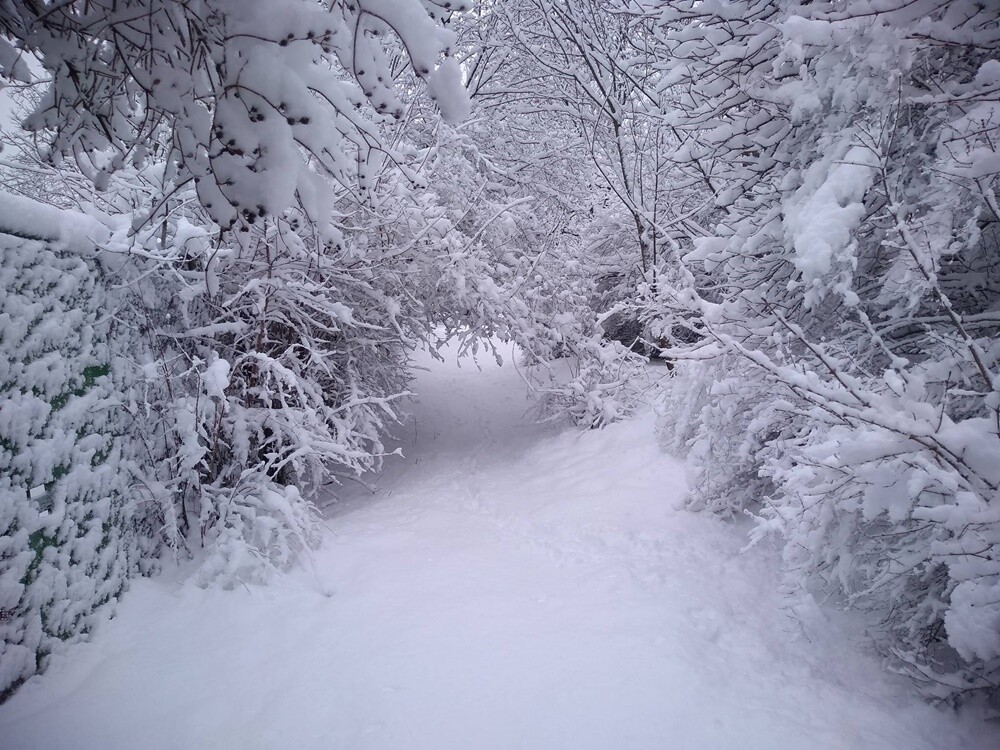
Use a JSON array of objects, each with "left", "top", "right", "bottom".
[{"left": 0, "top": 343, "right": 996, "bottom": 750}]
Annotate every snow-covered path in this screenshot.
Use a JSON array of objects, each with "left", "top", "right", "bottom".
[{"left": 0, "top": 344, "right": 995, "bottom": 750}]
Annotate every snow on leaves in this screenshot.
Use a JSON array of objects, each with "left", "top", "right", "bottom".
[{"left": 0, "top": 200, "right": 132, "bottom": 700}]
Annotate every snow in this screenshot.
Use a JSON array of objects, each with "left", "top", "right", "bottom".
[
  {"left": 0, "top": 342, "right": 995, "bottom": 749},
  {"left": 201, "top": 357, "right": 231, "bottom": 401},
  {"left": 0, "top": 189, "right": 109, "bottom": 250},
  {"left": 426, "top": 58, "right": 472, "bottom": 124},
  {"left": 783, "top": 144, "right": 877, "bottom": 307}
]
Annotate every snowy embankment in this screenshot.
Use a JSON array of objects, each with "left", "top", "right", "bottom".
[{"left": 0, "top": 343, "right": 995, "bottom": 749}]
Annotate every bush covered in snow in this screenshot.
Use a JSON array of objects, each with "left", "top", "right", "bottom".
[
  {"left": 644, "top": 0, "right": 1000, "bottom": 704},
  {"left": 0, "top": 195, "right": 134, "bottom": 700}
]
